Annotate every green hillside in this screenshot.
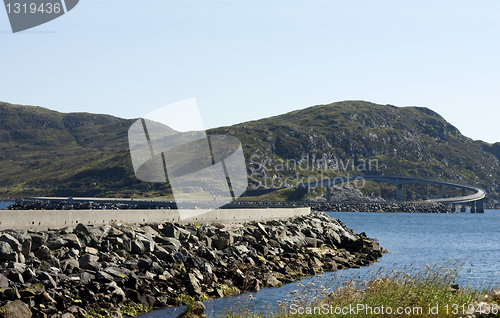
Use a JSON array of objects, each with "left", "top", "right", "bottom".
[
  {"left": 0, "top": 100, "right": 499, "bottom": 203},
  {"left": 209, "top": 101, "right": 500, "bottom": 202},
  {"left": 0, "top": 102, "right": 158, "bottom": 198}
]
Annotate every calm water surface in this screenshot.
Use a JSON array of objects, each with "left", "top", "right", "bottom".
[
  {"left": 0, "top": 202, "right": 14, "bottom": 209},
  {"left": 141, "top": 210, "right": 500, "bottom": 318}
]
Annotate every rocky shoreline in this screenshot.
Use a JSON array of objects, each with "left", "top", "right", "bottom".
[
  {"left": 0, "top": 212, "right": 384, "bottom": 318},
  {"left": 228, "top": 201, "right": 451, "bottom": 213},
  {"left": 6, "top": 198, "right": 450, "bottom": 213}
]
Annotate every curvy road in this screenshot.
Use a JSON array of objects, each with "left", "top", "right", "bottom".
[{"left": 298, "top": 175, "right": 486, "bottom": 212}]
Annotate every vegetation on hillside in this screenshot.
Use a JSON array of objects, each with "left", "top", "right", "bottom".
[{"left": 1, "top": 100, "right": 499, "bottom": 202}]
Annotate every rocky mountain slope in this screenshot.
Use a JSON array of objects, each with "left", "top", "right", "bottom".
[
  {"left": 210, "top": 101, "right": 500, "bottom": 202},
  {"left": 0, "top": 100, "right": 499, "bottom": 202}
]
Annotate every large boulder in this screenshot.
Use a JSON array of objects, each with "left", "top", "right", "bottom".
[
  {"left": 30, "top": 234, "right": 47, "bottom": 251},
  {"left": 131, "top": 240, "right": 146, "bottom": 255},
  {"left": 177, "top": 301, "right": 207, "bottom": 318},
  {"left": 0, "top": 300, "right": 32, "bottom": 318},
  {"left": 0, "top": 234, "right": 22, "bottom": 252},
  {"left": 78, "top": 254, "right": 101, "bottom": 272},
  {"left": 184, "top": 273, "right": 202, "bottom": 295},
  {"left": 63, "top": 234, "right": 82, "bottom": 249},
  {"left": 162, "top": 225, "right": 180, "bottom": 240},
  {"left": 0, "top": 242, "right": 16, "bottom": 261},
  {"left": 33, "top": 246, "right": 52, "bottom": 259},
  {"left": 46, "top": 237, "right": 67, "bottom": 250}
]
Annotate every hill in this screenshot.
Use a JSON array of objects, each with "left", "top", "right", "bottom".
[
  {"left": 209, "top": 101, "right": 500, "bottom": 202},
  {"left": 0, "top": 100, "right": 499, "bottom": 203},
  {"left": 0, "top": 101, "right": 148, "bottom": 197}
]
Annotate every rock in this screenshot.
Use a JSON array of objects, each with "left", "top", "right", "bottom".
[
  {"left": 178, "top": 229, "right": 191, "bottom": 242},
  {"left": 95, "top": 271, "right": 114, "bottom": 283},
  {"left": 19, "top": 283, "right": 45, "bottom": 297},
  {"left": 212, "top": 237, "right": 228, "bottom": 250},
  {"left": 34, "top": 246, "right": 52, "bottom": 259},
  {"left": 234, "top": 245, "right": 249, "bottom": 255},
  {"left": 184, "top": 273, "right": 202, "bottom": 295},
  {"left": 0, "top": 274, "right": 9, "bottom": 288},
  {"left": 0, "top": 242, "right": 16, "bottom": 261},
  {"left": 84, "top": 247, "right": 98, "bottom": 255},
  {"left": 153, "top": 245, "right": 170, "bottom": 259},
  {"left": 0, "top": 300, "right": 32, "bottom": 318},
  {"left": 131, "top": 240, "right": 146, "bottom": 255},
  {"left": 252, "top": 244, "right": 269, "bottom": 256},
  {"left": 38, "top": 272, "right": 57, "bottom": 289},
  {"left": 79, "top": 272, "right": 95, "bottom": 284},
  {"left": 78, "top": 254, "right": 101, "bottom": 272},
  {"left": 263, "top": 273, "right": 281, "bottom": 287},
  {"left": 126, "top": 273, "right": 139, "bottom": 290},
  {"left": 137, "top": 235, "right": 155, "bottom": 252},
  {"left": 111, "top": 288, "right": 126, "bottom": 304},
  {"left": 247, "top": 276, "right": 261, "bottom": 291},
  {"left": 108, "top": 228, "right": 124, "bottom": 237},
  {"left": 160, "top": 237, "right": 181, "bottom": 250},
  {"left": 1, "top": 288, "right": 21, "bottom": 300},
  {"left": 0, "top": 234, "right": 22, "bottom": 252},
  {"left": 63, "top": 234, "right": 82, "bottom": 249},
  {"left": 119, "top": 227, "right": 136, "bottom": 239},
  {"left": 6, "top": 271, "right": 24, "bottom": 284},
  {"left": 66, "top": 306, "right": 87, "bottom": 318},
  {"left": 104, "top": 267, "right": 131, "bottom": 279},
  {"left": 8, "top": 262, "right": 26, "bottom": 273},
  {"left": 200, "top": 248, "right": 217, "bottom": 261},
  {"left": 60, "top": 259, "right": 80, "bottom": 274},
  {"left": 177, "top": 301, "right": 207, "bottom": 318},
  {"left": 162, "top": 225, "right": 180, "bottom": 239},
  {"left": 46, "top": 237, "right": 67, "bottom": 250},
  {"left": 30, "top": 234, "right": 47, "bottom": 251},
  {"left": 305, "top": 237, "right": 318, "bottom": 248},
  {"left": 108, "top": 237, "right": 123, "bottom": 248}
]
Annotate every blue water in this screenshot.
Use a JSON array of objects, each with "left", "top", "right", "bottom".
[
  {"left": 0, "top": 202, "right": 14, "bottom": 209},
  {"left": 141, "top": 210, "right": 500, "bottom": 318}
]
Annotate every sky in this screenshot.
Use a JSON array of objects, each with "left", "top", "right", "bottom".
[{"left": 1, "top": 0, "right": 500, "bottom": 142}]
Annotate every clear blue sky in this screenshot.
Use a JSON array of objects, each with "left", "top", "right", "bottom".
[{"left": 1, "top": 0, "right": 499, "bottom": 142}]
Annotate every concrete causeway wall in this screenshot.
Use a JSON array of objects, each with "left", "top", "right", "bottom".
[{"left": 0, "top": 207, "right": 311, "bottom": 231}]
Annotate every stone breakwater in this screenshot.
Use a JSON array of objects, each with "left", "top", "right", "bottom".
[
  {"left": 7, "top": 199, "right": 449, "bottom": 213},
  {"left": 6, "top": 199, "right": 176, "bottom": 210},
  {"left": 227, "top": 201, "right": 450, "bottom": 213},
  {"left": 0, "top": 212, "right": 383, "bottom": 317}
]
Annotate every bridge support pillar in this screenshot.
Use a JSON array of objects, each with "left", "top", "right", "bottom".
[
  {"left": 439, "top": 185, "right": 443, "bottom": 198},
  {"left": 460, "top": 190, "right": 466, "bottom": 212},
  {"left": 451, "top": 204, "right": 457, "bottom": 212},
  {"left": 470, "top": 201, "right": 476, "bottom": 213},
  {"left": 326, "top": 186, "right": 331, "bottom": 202},
  {"left": 476, "top": 199, "right": 484, "bottom": 213},
  {"left": 396, "top": 184, "right": 403, "bottom": 201}
]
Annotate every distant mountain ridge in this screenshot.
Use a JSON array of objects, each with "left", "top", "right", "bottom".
[{"left": 0, "top": 100, "right": 499, "bottom": 202}]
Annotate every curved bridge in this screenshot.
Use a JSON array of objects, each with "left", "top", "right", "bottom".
[{"left": 298, "top": 175, "right": 486, "bottom": 213}]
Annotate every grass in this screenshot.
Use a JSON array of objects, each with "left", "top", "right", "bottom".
[
  {"left": 219, "top": 261, "right": 499, "bottom": 318},
  {"left": 86, "top": 302, "right": 152, "bottom": 318}
]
